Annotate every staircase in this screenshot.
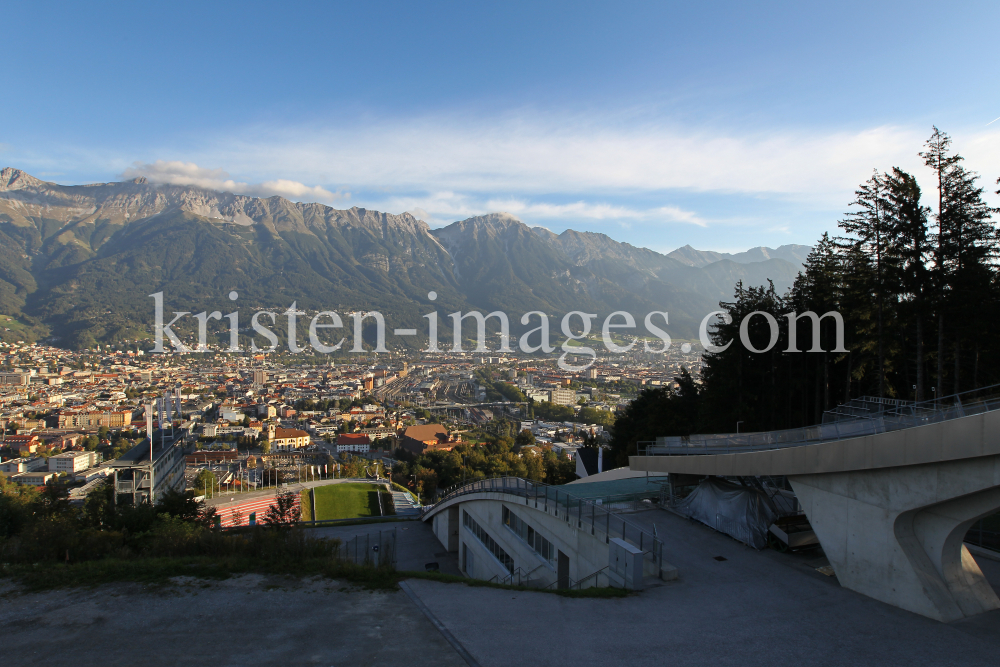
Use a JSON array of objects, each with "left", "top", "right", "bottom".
[{"left": 392, "top": 490, "right": 421, "bottom": 517}]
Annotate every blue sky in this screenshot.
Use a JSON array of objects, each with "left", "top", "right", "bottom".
[{"left": 4, "top": 1, "right": 999, "bottom": 253}]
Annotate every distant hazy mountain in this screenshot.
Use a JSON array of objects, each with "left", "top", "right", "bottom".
[
  {"left": 667, "top": 243, "right": 812, "bottom": 268},
  {"left": 0, "top": 168, "right": 808, "bottom": 348}
]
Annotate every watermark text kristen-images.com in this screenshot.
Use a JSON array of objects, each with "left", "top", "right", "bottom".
[{"left": 149, "top": 291, "right": 846, "bottom": 372}]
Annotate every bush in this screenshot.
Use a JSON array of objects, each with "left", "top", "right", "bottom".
[
  {"left": 137, "top": 516, "right": 202, "bottom": 557},
  {"left": 0, "top": 519, "right": 128, "bottom": 564}
]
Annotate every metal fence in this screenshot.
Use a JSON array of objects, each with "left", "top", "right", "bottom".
[
  {"left": 338, "top": 528, "right": 397, "bottom": 567},
  {"left": 425, "top": 476, "right": 667, "bottom": 579},
  {"left": 639, "top": 384, "right": 1000, "bottom": 456}
]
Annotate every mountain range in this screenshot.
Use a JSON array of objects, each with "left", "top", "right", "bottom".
[
  {"left": 0, "top": 168, "right": 810, "bottom": 349},
  {"left": 665, "top": 243, "right": 811, "bottom": 268}
]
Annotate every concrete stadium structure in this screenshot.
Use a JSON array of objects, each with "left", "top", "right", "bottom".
[
  {"left": 423, "top": 477, "right": 677, "bottom": 589},
  {"left": 631, "top": 390, "right": 1000, "bottom": 622}
]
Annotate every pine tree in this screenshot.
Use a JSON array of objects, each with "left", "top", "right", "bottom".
[
  {"left": 699, "top": 281, "right": 791, "bottom": 432},
  {"left": 921, "top": 128, "right": 999, "bottom": 394},
  {"left": 921, "top": 128, "right": 957, "bottom": 395},
  {"left": 790, "top": 233, "right": 846, "bottom": 409},
  {"left": 883, "top": 168, "right": 931, "bottom": 399},
  {"left": 838, "top": 170, "right": 894, "bottom": 397}
]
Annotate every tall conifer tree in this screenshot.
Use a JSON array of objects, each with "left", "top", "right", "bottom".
[
  {"left": 839, "top": 171, "right": 892, "bottom": 397},
  {"left": 883, "top": 168, "right": 931, "bottom": 399}
]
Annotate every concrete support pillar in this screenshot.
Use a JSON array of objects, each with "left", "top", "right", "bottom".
[{"left": 790, "top": 454, "right": 1000, "bottom": 622}]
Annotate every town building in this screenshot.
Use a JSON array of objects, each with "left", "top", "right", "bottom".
[
  {"left": 10, "top": 470, "right": 56, "bottom": 485},
  {"left": 549, "top": 388, "right": 577, "bottom": 406},
  {"left": 336, "top": 433, "right": 371, "bottom": 454},
  {"left": 266, "top": 423, "right": 310, "bottom": 451},
  {"left": 399, "top": 424, "right": 461, "bottom": 456},
  {"left": 56, "top": 408, "right": 131, "bottom": 429},
  {"left": 48, "top": 450, "right": 101, "bottom": 473},
  {"left": 0, "top": 372, "right": 30, "bottom": 386},
  {"left": 0, "top": 456, "right": 48, "bottom": 475},
  {"left": 109, "top": 434, "right": 186, "bottom": 505},
  {"left": 6, "top": 434, "right": 41, "bottom": 455}
]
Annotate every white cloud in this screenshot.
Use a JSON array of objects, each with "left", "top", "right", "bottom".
[
  {"left": 203, "top": 119, "right": 983, "bottom": 197},
  {"left": 374, "top": 191, "right": 705, "bottom": 228},
  {"left": 120, "top": 160, "right": 340, "bottom": 202},
  {"left": 105, "top": 116, "right": 999, "bottom": 236},
  {"left": 484, "top": 199, "right": 706, "bottom": 226}
]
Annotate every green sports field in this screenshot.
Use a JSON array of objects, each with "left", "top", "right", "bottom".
[{"left": 301, "top": 483, "right": 384, "bottom": 521}]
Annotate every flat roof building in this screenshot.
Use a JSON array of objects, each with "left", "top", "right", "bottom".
[
  {"left": 109, "top": 433, "right": 186, "bottom": 505},
  {"left": 49, "top": 450, "right": 101, "bottom": 473},
  {"left": 11, "top": 470, "right": 56, "bottom": 485},
  {"left": 0, "top": 457, "right": 47, "bottom": 475}
]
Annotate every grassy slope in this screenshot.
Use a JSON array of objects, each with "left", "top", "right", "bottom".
[
  {"left": 300, "top": 489, "right": 313, "bottom": 522},
  {"left": 305, "top": 483, "right": 383, "bottom": 521}
]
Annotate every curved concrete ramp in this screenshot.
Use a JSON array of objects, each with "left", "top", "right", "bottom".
[
  {"left": 422, "top": 477, "right": 677, "bottom": 586},
  {"left": 791, "top": 456, "right": 1000, "bottom": 622},
  {"left": 631, "top": 410, "right": 1000, "bottom": 621}
]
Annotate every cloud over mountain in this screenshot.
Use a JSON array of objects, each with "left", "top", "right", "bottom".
[{"left": 121, "top": 160, "right": 341, "bottom": 202}]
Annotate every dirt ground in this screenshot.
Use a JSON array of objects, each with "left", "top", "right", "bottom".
[{"left": 0, "top": 574, "right": 468, "bottom": 667}]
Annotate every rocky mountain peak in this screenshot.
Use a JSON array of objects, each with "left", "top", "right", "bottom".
[
  {"left": 462, "top": 212, "right": 525, "bottom": 231},
  {"left": 0, "top": 167, "right": 48, "bottom": 191},
  {"left": 431, "top": 212, "right": 533, "bottom": 247}
]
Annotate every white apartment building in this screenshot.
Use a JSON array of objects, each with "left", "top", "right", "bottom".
[
  {"left": 549, "top": 388, "right": 577, "bottom": 406},
  {"left": 49, "top": 450, "right": 101, "bottom": 473},
  {"left": 1, "top": 457, "right": 48, "bottom": 474},
  {"left": 11, "top": 471, "right": 56, "bottom": 485}
]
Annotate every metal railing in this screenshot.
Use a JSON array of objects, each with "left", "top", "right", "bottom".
[
  {"left": 571, "top": 565, "right": 617, "bottom": 590},
  {"left": 638, "top": 384, "right": 1000, "bottom": 456},
  {"left": 487, "top": 563, "right": 549, "bottom": 587},
  {"left": 542, "top": 566, "right": 620, "bottom": 591},
  {"left": 423, "top": 476, "right": 668, "bottom": 579}
]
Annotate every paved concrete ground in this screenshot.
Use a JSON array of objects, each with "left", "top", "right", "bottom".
[
  {"left": 0, "top": 575, "right": 466, "bottom": 667},
  {"left": 6, "top": 511, "right": 999, "bottom": 666},
  {"left": 310, "top": 520, "right": 461, "bottom": 575},
  {"left": 404, "top": 508, "right": 1000, "bottom": 667}
]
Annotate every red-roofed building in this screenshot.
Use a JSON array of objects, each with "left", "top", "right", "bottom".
[
  {"left": 336, "top": 433, "right": 371, "bottom": 454},
  {"left": 6, "top": 434, "right": 41, "bottom": 456},
  {"left": 399, "top": 424, "right": 461, "bottom": 456}
]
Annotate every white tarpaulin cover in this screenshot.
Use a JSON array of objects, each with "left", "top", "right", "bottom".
[{"left": 674, "top": 477, "right": 777, "bottom": 549}]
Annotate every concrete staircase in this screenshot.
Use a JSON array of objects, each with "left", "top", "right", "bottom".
[{"left": 392, "top": 490, "right": 421, "bottom": 517}]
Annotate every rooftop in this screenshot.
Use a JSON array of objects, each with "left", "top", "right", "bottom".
[{"left": 110, "top": 432, "right": 181, "bottom": 467}]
